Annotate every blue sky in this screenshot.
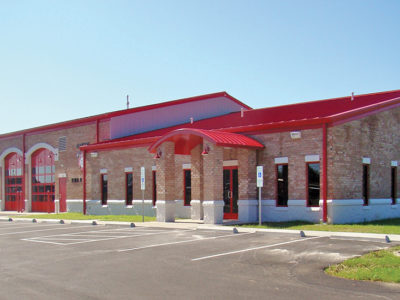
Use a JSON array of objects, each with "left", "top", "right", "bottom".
[{"left": 0, "top": 0, "right": 399, "bottom": 134}]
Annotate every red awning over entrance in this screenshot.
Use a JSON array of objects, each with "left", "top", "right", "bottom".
[{"left": 148, "top": 128, "right": 264, "bottom": 155}]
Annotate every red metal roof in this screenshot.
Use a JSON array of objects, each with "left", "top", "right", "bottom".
[
  {"left": 148, "top": 128, "right": 264, "bottom": 155},
  {"left": 124, "top": 89, "right": 400, "bottom": 139},
  {"left": 75, "top": 89, "right": 400, "bottom": 152}
]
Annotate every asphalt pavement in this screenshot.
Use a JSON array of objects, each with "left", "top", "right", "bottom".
[{"left": 0, "top": 218, "right": 399, "bottom": 299}]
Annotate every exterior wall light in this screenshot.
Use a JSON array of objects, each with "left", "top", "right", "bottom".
[
  {"left": 201, "top": 145, "right": 210, "bottom": 156},
  {"left": 153, "top": 149, "right": 162, "bottom": 159}
]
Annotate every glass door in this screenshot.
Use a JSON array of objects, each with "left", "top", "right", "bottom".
[{"left": 223, "top": 167, "right": 238, "bottom": 219}]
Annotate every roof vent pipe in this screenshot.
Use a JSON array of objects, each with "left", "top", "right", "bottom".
[
  {"left": 126, "top": 95, "right": 130, "bottom": 109},
  {"left": 351, "top": 92, "right": 354, "bottom": 101},
  {"left": 190, "top": 117, "right": 194, "bottom": 124},
  {"left": 241, "top": 108, "right": 244, "bottom": 118}
]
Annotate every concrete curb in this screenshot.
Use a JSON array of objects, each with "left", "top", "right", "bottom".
[{"left": 1, "top": 216, "right": 400, "bottom": 242}]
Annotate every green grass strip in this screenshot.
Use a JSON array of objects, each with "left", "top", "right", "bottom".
[
  {"left": 239, "top": 218, "right": 400, "bottom": 235},
  {"left": 325, "top": 246, "right": 400, "bottom": 283},
  {"left": 13, "top": 212, "right": 156, "bottom": 222}
]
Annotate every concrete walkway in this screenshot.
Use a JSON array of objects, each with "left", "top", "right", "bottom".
[{"left": 1, "top": 212, "right": 399, "bottom": 242}]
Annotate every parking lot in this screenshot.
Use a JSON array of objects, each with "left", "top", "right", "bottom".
[{"left": 0, "top": 220, "right": 399, "bottom": 300}]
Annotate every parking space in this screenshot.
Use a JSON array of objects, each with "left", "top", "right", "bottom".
[{"left": 0, "top": 221, "right": 399, "bottom": 300}]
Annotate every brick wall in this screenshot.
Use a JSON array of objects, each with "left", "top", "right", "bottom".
[
  {"left": 254, "top": 129, "right": 323, "bottom": 201},
  {"left": 85, "top": 145, "right": 190, "bottom": 202},
  {"left": 328, "top": 107, "right": 400, "bottom": 200}
]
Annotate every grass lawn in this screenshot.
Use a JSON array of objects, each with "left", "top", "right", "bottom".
[
  {"left": 325, "top": 246, "right": 400, "bottom": 283},
  {"left": 239, "top": 218, "right": 400, "bottom": 235},
  {"left": 13, "top": 212, "right": 156, "bottom": 222}
]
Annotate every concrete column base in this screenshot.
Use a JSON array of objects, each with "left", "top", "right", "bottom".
[
  {"left": 190, "top": 200, "right": 204, "bottom": 220},
  {"left": 238, "top": 199, "right": 258, "bottom": 223},
  {"left": 203, "top": 200, "right": 224, "bottom": 224},
  {"left": 156, "top": 200, "right": 175, "bottom": 222}
]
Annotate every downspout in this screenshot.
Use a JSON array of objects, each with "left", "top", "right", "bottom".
[
  {"left": 322, "top": 123, "right": 328, "bottom": 223},
  {"left": 22, "top": 133, "right": 26, "bottom": 213},
  {"left": 83, "top": 150, "right": 87, "bottom": 215}
]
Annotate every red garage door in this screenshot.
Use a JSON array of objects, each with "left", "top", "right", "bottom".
[
  {"left": 5, "top": 153, "right": 24, "bottom": 212},
  {"left": 31, "top": 149, "right": 55, "bottom": 213}
]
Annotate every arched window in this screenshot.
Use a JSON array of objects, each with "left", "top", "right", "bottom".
[
  {"left": 5, "top": 153, "right": 23, "bottom": 211},
  {"left": 31, "top": 149, "right": 55, "bottom": 212}
]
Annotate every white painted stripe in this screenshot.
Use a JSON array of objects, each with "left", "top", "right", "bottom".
[
  {"left": 0, "top": 225, "right": 95, "bottom": 236},
  {"left": 22, "top": 228, "right": 194, "bottom": 246},
  {"left": 0, "top": 224, "right": 65, "bottom": 230},
  {"left": 118, "top": 232, "right": 253, "bottom": 252},
  {"left": 21, "top": 239, "right": 71, "bottom": 246},
  {"left": 191, "top": 236, "right": 323, "bottom": 261}
]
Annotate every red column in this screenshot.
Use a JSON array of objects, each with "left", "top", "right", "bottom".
[{"left": 322, "top": 123, "right": 328, "bottom": 223}]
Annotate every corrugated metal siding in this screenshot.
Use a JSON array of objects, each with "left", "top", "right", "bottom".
[{"left": 110, "top": 96, "right": 245, "bottom": 139}]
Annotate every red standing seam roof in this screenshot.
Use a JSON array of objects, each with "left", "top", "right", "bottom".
[
  {"left": 148, "top": 128, "right": 264, "bottom": 155},
  {"left": 81, "top": 89, "right": 400, "bottom": 151},
  {"left": 124, "top": 89, "right": 400, "bottom": 139}
]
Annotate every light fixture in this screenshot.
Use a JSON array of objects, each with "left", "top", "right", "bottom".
[
  {"left": 201, "top": 145, "right": 210, "bottom": 156},
  {"left": 153, "top": 149, "right": 162, "bottom": 159}
]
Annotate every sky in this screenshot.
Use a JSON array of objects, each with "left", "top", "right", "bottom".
[{"left": 0, "top": 0, "right": 399, "bottom": 134}]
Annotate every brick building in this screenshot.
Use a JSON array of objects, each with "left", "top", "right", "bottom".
[{"left": 0, "top": 90, "right": 399, "bottom": 224}]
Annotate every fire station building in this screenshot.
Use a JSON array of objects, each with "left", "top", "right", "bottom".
[{"left": 0, "top": 90, "right": 399, "bottom": 224}]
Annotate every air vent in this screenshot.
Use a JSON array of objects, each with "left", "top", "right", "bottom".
[{"left": 59, "top": 136, "right": 67, "bottom": 151}]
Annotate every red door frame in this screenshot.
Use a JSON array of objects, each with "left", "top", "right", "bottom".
[
  {"left": 152, "top": 171, "right": 157, "bottom": 206},
  {"left": 59, "top": 177, "right": 67, "bottom": 212},
  {"left": 4, "top": 153, "right": 24, "bottom": 212},
  {"left": 223, "top": 166, "right": 238, "bottom": 220},
  {"left": 183, "top": 169, "right": 191, "bottom": 206}
]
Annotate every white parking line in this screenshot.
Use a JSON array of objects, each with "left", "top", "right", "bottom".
[
  {"left": 192, "top": 236, "right": 324, "bottom": 261},
  {"left": 22, "top": 228, "right": 195, "bottom": 246},
  {"left": 118, "top": 232, "right": 253, "bottom": 252},
  {"left": 0, "top": 224, "right": 65, "bottom": 231},
  {"left": 0, "top": 225, "right": 96, "bottom": 236}
]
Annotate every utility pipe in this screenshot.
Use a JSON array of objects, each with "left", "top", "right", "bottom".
[
  {"left": 83, "top": 150, "right": 87, "bottom": 215},
  {"left": 322, "top": 123, "right": 328, "bottom": 223}
]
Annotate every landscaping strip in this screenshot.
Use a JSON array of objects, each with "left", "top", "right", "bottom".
[{"left": 325, "top": 246, "right": 400, "bottom": 283}]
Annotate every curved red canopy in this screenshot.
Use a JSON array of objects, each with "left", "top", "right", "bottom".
[{"left": 148, "top": 128, "right": 264, "bottom": 155}]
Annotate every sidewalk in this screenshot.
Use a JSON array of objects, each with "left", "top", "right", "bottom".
[{"left": 1, "top": 212, "right": 400, "bottom": 242}]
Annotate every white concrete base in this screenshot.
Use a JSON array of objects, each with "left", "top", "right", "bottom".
[
  {"left": 67, "top": 199, "right": 84, "bottom": 213},
  {"left": 156, "top": 200, "right": 175, "bottom": 222},
  {"left": 262, "top": 200, "right": 322, "bottom": 223},
  {"left": 328, "top": 199, "right": 400, "bottom": 224},
  {"left": 238, "top": 199, "right": 258, "bottom": 223},
  {"left": 85, "top": 199, "right": 156, "bottom": 217},
  {"left": 203, "top": 200, "right": 224, "bottom": 224},
  {"left": 54, "top": 200, "right": 60, "bottom": 214},
  {"left": 190, "top": 200, "right": 204, "bottom": 220},
  {"left": 174, "top": 199, "right": 191, "bottom": 219}
]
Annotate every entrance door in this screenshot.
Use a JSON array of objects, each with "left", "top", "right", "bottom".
[
  {"left": 223, "top": 167, "right": 238, "bottom": 219},
  {"left": 59, "top": 177, "right": 67, "bottom": 212}
]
